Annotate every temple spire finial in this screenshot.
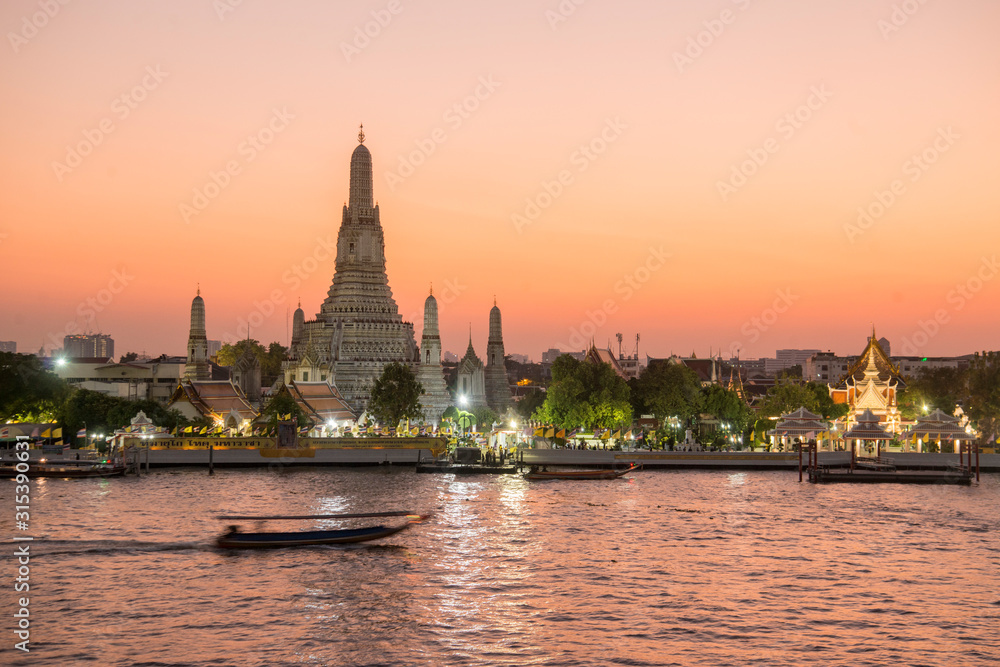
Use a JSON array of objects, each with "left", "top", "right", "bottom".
[
  {"left": 429, "top": 282, "right": 433, "bottom": 296},
  {"left": 493, "top": 294, "right": 497, "bottom": 307},
  {"left": 358, "top": 123, "right": 365, "bottom": 144},
  {"left": 197, "top": 283, "right": 200, "bottom": 296}
]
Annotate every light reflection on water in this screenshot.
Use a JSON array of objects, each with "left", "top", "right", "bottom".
[{"left": 2, "top": 468, "right": 998, "bottom": 666}]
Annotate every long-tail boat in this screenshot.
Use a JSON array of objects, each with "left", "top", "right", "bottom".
[{"left": 215, "top": 511, "right": 430, "bottom": 549}]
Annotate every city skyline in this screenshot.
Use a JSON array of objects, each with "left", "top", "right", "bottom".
[{"left": 2, "top": 0, "right": 999, "bottom": 361}]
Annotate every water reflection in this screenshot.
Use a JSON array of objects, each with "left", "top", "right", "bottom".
[{"left": 7, "top": 469, "right": 998, "bottom": 667}]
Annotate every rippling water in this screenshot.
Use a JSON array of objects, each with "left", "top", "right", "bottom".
[{"left": 3, "top": 469, "right": 999, "bottom": 666}]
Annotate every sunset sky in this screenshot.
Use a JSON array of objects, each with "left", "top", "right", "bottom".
[{"left": 2, "top": 0, "right": 998, "bottom": 361}]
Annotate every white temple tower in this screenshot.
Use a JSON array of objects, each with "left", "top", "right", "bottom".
[
  {"left": 415, "top": 287, "right": 451, "bottom": 423},
  {"left": 284, "top": 126, "right": 418, "bottom": 410},
  {"left": 484, "top": 299, "right": 512, "bottom": 413},
  {"left": 184, "top": 288, "right": 210, "bottom": 381}
]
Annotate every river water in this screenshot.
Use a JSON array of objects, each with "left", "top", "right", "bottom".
[{"left": 3, "top": 468, "right": 999, "bottom": 666}]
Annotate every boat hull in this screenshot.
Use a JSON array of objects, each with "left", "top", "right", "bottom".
[
  {"left": 216, "top": 519, "right": 421, "bottom": 549},
  {"left": 524, "top": 465, "right": 641, "bottom": 481},
  {"left": 0, "top": 465, "right": 126, "bottom": 479}
]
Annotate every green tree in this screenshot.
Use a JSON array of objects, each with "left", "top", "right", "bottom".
[
  {"left": 368, "top": 362, "right": 424, "bottom": 428},
  {"left": 967, "top": 352, "right": 1000, "bottom": 443},
  {"left": 217, "top": 340, "right": 287, "bottom": 386},
  {"left": 57, "top": 389, "right": 190, "bottom": 445},
  {"left": 897, "top": 366, "right": 969, "bottom": 420},
  {"left": 0, "top": 353, "right": 70, "bottom": 423},
  {"left": 758, "top": 380, "right": 817, "bottom": 418},
  {"left": 471, "top": 406, "right": 499, "bottom": 430},
  {"left": 262, "top": 342, "right": 288, "bottom": 381},
  {"left": 805, "top": 382, "right": 849, "bottom": 420},
  {"left": 700, "top": 384, "right": 753, "bottom": 434},
  {"left": 119, "top": 352, "right": 139, "bottom": 363},
  {"left": 516, "top": 387, "right": 546, "bottom": 420},
  {"left": 631, "top": 360, "right": 702, "bottom": 425},
  {"left": 534, "top": 355, "right": 631, "bottom": 430}
]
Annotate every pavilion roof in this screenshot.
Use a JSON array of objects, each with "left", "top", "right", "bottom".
[
  {"left": 779, "top": 407, "right": 823, "bottom": 422},
  {"left": 902, "top": 409, "right": 971, "bottom": 440},
  {"left": 835, "top": 328, "right": 905, "bottom": 389},
  {"left": 170, "top": 380, "right": 257, "bottom": 421},
  {"left": 284, "top": 381, "right": 356, "bottom": 424},
  {"left": 842, "top": 416, "right": 893, "bottom": 440}
]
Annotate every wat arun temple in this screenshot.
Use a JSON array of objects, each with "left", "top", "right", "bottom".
[{"left": 274, "top": 127, "right": 510, "bottom": 420}]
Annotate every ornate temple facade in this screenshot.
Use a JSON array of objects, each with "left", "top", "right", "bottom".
[
  {"left": 283, "top": 128, "right": 418, "bottom": 411},
  {"left": 232, "top": 345, "right": 261, "bottom": 404},
  {"left": 830, "top": 329, "right": 906, "bottom": 433},
  {"left": 484, "top": 300, "right": 512, "bottom": 413},
  {"left": 184, "top": 289, "right": 210, "bottom": 381},
  {"left": 415, "top": 289, "right": 451, "bottom": 423},
  {"left": 456, "top": 330, "right": 488, "bottom": 409}
]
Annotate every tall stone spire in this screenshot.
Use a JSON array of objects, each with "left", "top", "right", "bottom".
[
  {"left": 348, "top": 124, "right": 373, "bottom": 218},
  {"left": 184, "top": 290, "right": 210, "bottom": 380},
  {"left": 287, "top": 128, "right": 417, "bottom": 411},
  {"left": 416, "top": 289, "right": 450, "bottom": 423},
  {"left": 485, "top": 300, "right": 512, "bottom": 412},
  {"left": 291, "top": 299, "right": 305, "bottom": 348}
]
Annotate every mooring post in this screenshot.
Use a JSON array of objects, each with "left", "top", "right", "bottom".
[
  {"left": 145, "top": 444, "right": 150, "bottom": 473},
  {"left": 975, "top": 442, "right": 980, "bottom": 482},
  {"left": 798, "top": 445, "right": 803, "bottom": 483},
  {"left": 209, "top": 441, "right": 214, "bottom": 476}
]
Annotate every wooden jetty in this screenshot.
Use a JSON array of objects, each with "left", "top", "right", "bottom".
[{"left": 801, "top": 441, "right": 980, "bottom": 485}]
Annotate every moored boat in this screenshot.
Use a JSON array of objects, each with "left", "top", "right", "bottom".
[
  {"left": 0, "top": 461, "right": 126, "bottom": 478},
  {"left": 524, "top": 463, "right": 642, "bottom": 480}
]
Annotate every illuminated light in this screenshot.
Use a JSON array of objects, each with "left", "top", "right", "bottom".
[{"left": 55, "top": 357, "right": 66, "bottom": 367}]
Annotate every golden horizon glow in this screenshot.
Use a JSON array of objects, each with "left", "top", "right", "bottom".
[{"left": 1, "top": 0, "right": 998, "bottom": 361}]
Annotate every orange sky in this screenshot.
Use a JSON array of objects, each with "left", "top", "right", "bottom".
[{"left": 1, "top": 0, "right": 998, "bottom": 361}]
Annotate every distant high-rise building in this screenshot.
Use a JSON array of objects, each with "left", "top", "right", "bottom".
[
  {"left": 0, "top": 341, "right": 15, "bottom": 353},
  {"left": 764, "top": 349, "right": 821, "bottom": 375},
  {"left": 541, "top": 348, "right": 564, "bottom": 364},
  {"left": 63, "top": 334, "right": 114, "bottom": 359},
  {"left": 184, "top": 289, "right": 211, "bottom": 381},
  {"left": 207, "top": 339, "right": 223, "bottom": 358},
  {"left": 508, "top": 353, "right": 529, "bottom": 364}
]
